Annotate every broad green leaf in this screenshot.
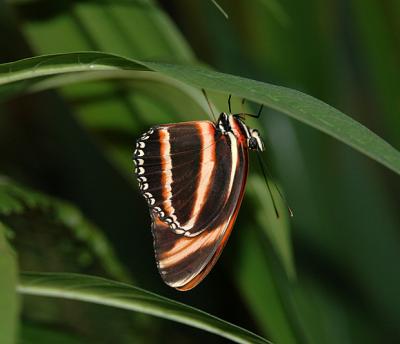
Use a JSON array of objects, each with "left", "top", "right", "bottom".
[
  {"left": 18, "top": 272, "right": 271, "bottom": 344},
  {"left": 0, "top": 222, "right": 19, "bottom": 344},
  {"left": 0, "top": 52, "right": 399, "bottom": 176}
]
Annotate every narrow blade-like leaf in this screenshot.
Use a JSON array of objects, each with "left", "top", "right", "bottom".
[
  {"left": 18, "top": 272, "right": 271, "bottom": 344},
  {"left": 1, "top": 52, "right": 399, "bottom": 175}
]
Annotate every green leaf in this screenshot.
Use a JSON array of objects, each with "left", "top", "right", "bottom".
[
  {"left": 145, "top": 62, "right": 400, "bottom": 176},
  {"left": 0, "top": 222, "right": 19, "bottom": 344},
  {"left": 18, "top": 272, "right": 271, "bottom": 344},
  {"left": 0, "top": 53, "right": 144, "bottom": 86},
  {"left": 248, "top": 175, "right": 295, "bottom": 279},
  {"left": 234, "top": 226, "right": 297, "bottom": 344},
  {"left": 1, "top": 52, "right": 399, "bottom": 176}
]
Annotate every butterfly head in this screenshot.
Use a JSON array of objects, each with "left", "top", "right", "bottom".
[
  {"left": 217, "top": 113, "right": 265, "bottom": 152},
  {"left": 247, "top": 128, "right": 265, "bottom": 151}
]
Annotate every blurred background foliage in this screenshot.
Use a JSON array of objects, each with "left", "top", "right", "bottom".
[{"left": 0, "top": 0, "right": 399, "bottom": 343}]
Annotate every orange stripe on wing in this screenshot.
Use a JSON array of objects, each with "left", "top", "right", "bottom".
[
  {"left": 158, "top": 225, "right": 221, "bottom": 270},
  {"left": 158, "top": 132, "right": 239, "bottom": 271},
  {"left": 181, "top": 122, "right": 216, "bottom": 230},
  {"left": 176, "top": 144, "right": 248, "bottom": 291},
  {"left": 159, "top": 129, "right": 174, "bottom": 215}
]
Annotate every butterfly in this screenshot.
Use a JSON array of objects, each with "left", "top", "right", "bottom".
[{"left": 133, "top": 95, "right": 267, "bottom": 291}]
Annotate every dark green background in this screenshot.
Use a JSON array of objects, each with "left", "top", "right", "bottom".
[{"left": 1, "top": 0, "right": 399, "bottom": 343}]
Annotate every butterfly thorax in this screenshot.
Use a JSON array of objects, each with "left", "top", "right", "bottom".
[{"left": 216, "top": 113, "right": 265, "bottom": 152}]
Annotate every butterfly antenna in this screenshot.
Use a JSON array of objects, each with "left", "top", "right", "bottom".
[
  {"left": 202, "top": 88, "right": 216, "bottom": 121},
  {"left": 256, "top": 104, "right": 264, "bottom": 118},
  {"left": 228, "top": 94, "right": 232, "bottom": 113},
  {"left": 238, "top": 101, "right": 264, "bottom": 119},
  {"left": 256, "top": 152, "right": 280, "bottom": 218},
  {"left": 256, "top": 152, "right": 294, "bottom": 218}
]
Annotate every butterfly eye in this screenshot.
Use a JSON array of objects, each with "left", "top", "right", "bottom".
[
  {"left": 249, "top": 129, "right": 265, "bottom": 151},
  {"left": 248, "top": 137, "right": 259, "bottom": 150}
]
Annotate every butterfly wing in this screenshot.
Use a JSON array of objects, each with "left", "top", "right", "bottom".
[{"left": 134, "top": 121, "right": 248, "bottom": 290}]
